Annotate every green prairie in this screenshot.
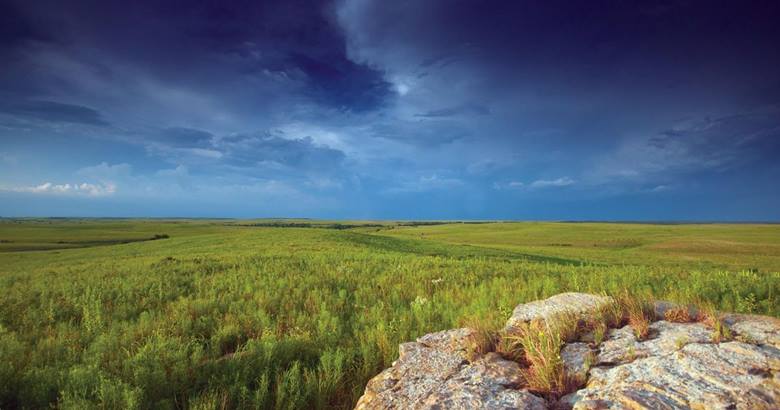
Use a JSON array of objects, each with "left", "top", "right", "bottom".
[{"left": 1, "top": 219, "right": 778, "bottom": 409}]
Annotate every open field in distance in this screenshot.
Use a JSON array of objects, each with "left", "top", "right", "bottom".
[{"left": 1, "top": 219, "right": 778, "bottom": 408}]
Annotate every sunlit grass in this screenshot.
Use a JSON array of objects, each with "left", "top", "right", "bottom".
[
  {"left": 0, "top": 220, "right": 777, "bottom": 408},
  {"left": 380, "top": 221, "right": 780, "bottom": 272}
]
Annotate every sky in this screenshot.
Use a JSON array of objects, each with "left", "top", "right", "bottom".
[{"left": 1, "top": 0, "right": 779, "bottom": 220}]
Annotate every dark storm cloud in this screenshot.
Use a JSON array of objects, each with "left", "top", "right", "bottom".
[
  {"left": 286, "top": 52, "right": 391, "bottom": 112},
  {"left": 340, "top": 0, "right": 780, "bottom": 72},
  {"left": 1, "top": 0, "right": 391, "bottom": 115},
  {"left": 0, "top": 2, "right": 51, "bottom": 48},
  {"left": 368, "top": 119, "right": 468, "bottom": 147},
  {"left": 217, "top": 133, "right": 346, "bottom": 170},
  {"left": 0, "top": 100, "right": 108, "bottom": 126},
  {"left": 416, "top": 103, "right": 490, "bottom": 118},
  {"left": 654, "top": 111, "right": 780, "bottom": 170},
  {"left": 157, "top": 128, "right": 214, "bottom": 148},
  {"left": 338, "top": 0, "right": 780, "bottom": 147},
  {"left": 592, "top": 108, "right": 780, "bottom": 183},
  {"left": 135, "top": 127, "right": 347, "bottom": 176},
  {"left": 147, "top": 0, "right": 393, "bottom": 110}
]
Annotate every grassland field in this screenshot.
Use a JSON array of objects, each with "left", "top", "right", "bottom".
[{"left": 1, "top": 218, "right": 778, "bottom": 409}]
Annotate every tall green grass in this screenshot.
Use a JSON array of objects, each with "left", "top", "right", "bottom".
[{"left": 0, "top": 222, "right": 777, "bottom": 408}]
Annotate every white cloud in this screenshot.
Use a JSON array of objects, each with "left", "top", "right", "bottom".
[
  {"left": 145, "top": 143, "right": 224, "bottom": 162},
  {"left": 4, "top": 182, "right": 116, "bottom": 196},
  {"left": 492, "top": 181, "right": 524, "bottom": 190},
  {"left": 76, "top": 162, "right": 132, "bottom": 179},
  {"left": 273, "top": 123, "right": 351, "bottom": 153},
  {"left": 530, "top": 177, "right": 575, "bottom": 188},
  {"left": 389, "top": 76, "right": 414, "bottom": 96},
  {"left": 385, "top": 174, "right": 463, "bottom": 194},
  {"left": 649, "top": 184, "right": 670, "bottom": 192},
  {"left": 155, "top": 164, "right": 189, "bottom": 178}
]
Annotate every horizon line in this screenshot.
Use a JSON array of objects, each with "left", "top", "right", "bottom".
[{"left": 1, "top": 216, "right": 779, "bottom": 225}]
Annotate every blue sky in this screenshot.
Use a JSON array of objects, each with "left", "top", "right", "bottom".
[{"left": 1, "top": 0, "right": 779, "bottom": 220}]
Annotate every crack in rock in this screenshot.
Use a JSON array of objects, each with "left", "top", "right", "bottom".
[{"left": 354, "top": 293, "right": 780, "bottom": 410}]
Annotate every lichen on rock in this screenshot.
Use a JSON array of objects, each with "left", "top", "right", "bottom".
[
  {"left": 355, "top": 327, "right": 545, "bottom": 409},
  {"left": 503, "top": 293, "right": 612, "bottom": 335},
  {"left": 564, "top": 340, "right": 780, "bottom": 409},
  {"left": 355, "top": 293, "right": 780, "bottom": 410}
]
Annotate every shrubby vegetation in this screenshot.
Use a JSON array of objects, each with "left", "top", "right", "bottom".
[{"left": 0, "top": 221, "right": 778, "bottom": 408}]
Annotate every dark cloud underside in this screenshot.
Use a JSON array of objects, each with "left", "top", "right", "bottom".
[{"left": 0, "top": 100, "right": 108, "bottom": 126}]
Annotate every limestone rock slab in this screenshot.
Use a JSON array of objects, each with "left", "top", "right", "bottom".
[
  {"left": 504, "top": 293, "right": 612, "bottom": 335},
  {"left": 566, "top": 335, "right": 780, "bottom": 409},
  {"left": 355, "top": 329, "right": 546, "bottom": 409}
]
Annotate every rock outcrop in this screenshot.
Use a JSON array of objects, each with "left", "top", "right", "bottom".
[
  {"left": 564, "top": 320, "right": 780, "bottom": 409},
  {"left": 503, "top": 293, "right": 612, "bottom": 335},
  {"left": 355, "top": 292, "right": 780, "bottom": 409},
  {"left": 355, "top": 328, "right": 546, "bottom": 410}
]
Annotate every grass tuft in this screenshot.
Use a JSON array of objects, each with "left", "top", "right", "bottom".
[
  {"left": 494, "top": 331, "right": 525, "bottom": 363},
  {"left": 597, "top": 299, "right": 626, "bottom": 329},
  {"left": 664, "top": 305, "right": 694, "bottom": 323},
  {"left": 592, "top": 323, "right": 607, "bottom": 345},
  {"left": 698, "top": 304, "right": 733, "bottom": 343},
  {"left": 464, "top": 327, "right": 499, "bottom": 362},
  {"left": 675, "top": 336, "right": 689, "bottom": 350},
  {"left": 616, "top": 291, "right": 654, "bottom": 341},
  {"left": 551, "top": 310, "right": 582, "bottom": 344},
  {"left": 506, "top": 313, "right": 583, "bottom": 399}
]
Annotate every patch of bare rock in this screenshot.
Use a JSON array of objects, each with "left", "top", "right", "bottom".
[
  {"left": 355, "top": 327, "right": 546, "bottom": 410},
  {"left": 355, "top": 292, "right": 780, "bottom": 409}
]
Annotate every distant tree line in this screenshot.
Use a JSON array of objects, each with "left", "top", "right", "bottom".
[{"left": 228, "top": 221, "right": 492, "bottom": 230}]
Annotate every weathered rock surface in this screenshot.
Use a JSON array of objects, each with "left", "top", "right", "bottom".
[
  {"left": 723, "top": 313, "right": 780, "bottom": 347},
  {"left": 561, "top": 343, "right": 595, "bottom": 381},
  {"left": 355, "top": 329, "right": 472, "bottom": 409},
  {"left": 504, "top": 292, "right": 612, "bottom": 335},
  {"left": 565, "top": 341, "right": 780, "bottom": 409},
  {"left": 355, "top": 293, "right": 780, "bottom": 410},
  {"left": 355, "top": 328, "right": 546, "bottom": 409},
  {"left": 565, "top": 319, "right": 780, "bottom": 409},
  {"left": 595, "top": 321, "right": 713, "bottom": 365},
  {"left": 418, "top": 353, "right": 546, "bottom": 410}
]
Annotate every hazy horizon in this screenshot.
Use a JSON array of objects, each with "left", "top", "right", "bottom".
[{"left": 2, "top": 217, "right": 780, "bottom": 224}]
